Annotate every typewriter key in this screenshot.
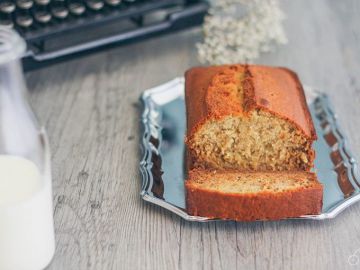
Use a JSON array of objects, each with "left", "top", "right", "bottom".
[
  {"left": 68, "top": 2, "right": 86, "bottom": 16},
  {"left": 16, "top": 0, "right": 34, "bottom": 9},
  {"left": 35, "top": 0, "right": 50, "bottom": 5},
  {"left": 0, "top": 13, "right": 14, "bottom": 28},
  {"left": 16, "top": 13, "right": 33, "bottom": 27},
  {"left": 86, "top": 0, "right": 104, "bottom": 11},
  {"left": 105, "top": 0, "right": 121, "bottom": 6},
  {"left": 51, "top": 1, "right": 69, "bottom": 19},
  {"left": 34, "top": 9, "right": 52, "bottom": 23},
  {"left": 0, "top": 1, "right": 16, "bottom": 14}
]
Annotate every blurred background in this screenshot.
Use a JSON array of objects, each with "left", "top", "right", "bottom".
[{"left": 4, "top": 0, "right": 359, "bottom": 269}]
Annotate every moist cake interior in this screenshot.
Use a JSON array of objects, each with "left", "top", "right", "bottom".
[
  {"left": 190, "top": 171, "right": 316, "bottom": 194},
  {"left": 190, "top": 110, "right": 312, "bottom": 171}
]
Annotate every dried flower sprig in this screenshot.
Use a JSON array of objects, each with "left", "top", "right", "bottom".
[{"left": 197, "top": 0, "right": 288, "bottom": 65}]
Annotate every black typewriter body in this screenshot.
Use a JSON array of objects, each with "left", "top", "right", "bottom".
[{"left": 0, "top": 0, "right": 209, "bottom": 70}]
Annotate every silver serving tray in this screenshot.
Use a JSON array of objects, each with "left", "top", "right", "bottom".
[{"left": 140, "top": 78, "right": 360, "bottom": 221}]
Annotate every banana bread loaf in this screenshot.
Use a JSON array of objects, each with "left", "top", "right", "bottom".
[
  {"left": 186, "top": 169, "right": 323, "bottom": 221},
  {"left": 185, "top": 64, "right": 317, "bottom": 171}
]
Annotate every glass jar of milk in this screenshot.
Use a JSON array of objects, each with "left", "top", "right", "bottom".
[{"left": 0, "top": 28, "right": 55, "bottom": 270}]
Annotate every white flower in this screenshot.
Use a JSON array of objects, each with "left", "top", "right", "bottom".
[{"left": 197, "top": 0, "right": 288, "bottom": 65}]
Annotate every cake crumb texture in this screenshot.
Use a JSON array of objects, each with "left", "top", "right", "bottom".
[
  {"left": 185, "top": 64, "right": 316, "bottom": 171},
  {"left": 186, "top": 169, "right": 323, "bottom": 221}
]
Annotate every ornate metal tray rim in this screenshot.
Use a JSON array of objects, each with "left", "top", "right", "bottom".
[{"left": 139, "top": 77, "right": 360, "bottom": 222}]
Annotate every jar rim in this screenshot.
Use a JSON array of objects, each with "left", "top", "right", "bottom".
[{"left": 0, "top": 27, "right": 26, "bottom": 65}]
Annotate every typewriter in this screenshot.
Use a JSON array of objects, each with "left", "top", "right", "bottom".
[{"left": 0, "top": 0, "right": 209, "bottom": 70}]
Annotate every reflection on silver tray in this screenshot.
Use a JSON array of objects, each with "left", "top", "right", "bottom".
[{"left": 140, "top": 78, "right": 360, "bottom": 221}]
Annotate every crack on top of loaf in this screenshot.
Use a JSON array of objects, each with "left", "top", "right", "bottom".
[{"left": 205, "top": 65, "right": 247, "bottom": 117}]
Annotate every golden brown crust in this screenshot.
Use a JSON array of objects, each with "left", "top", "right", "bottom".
[
  {"left": 184, "top": 65, "right": 225, "bottom": 134},
  {"left": 246, "top": 65, "right": 317, "bottom": 140},
  {"left": 184, "top": 65, "right": 321, "bottom": 220},
  {"left": 185, "top": 170, "right": 323, "bottom": 221},
  {"left": 185, "top": 64, "right": 316, "bottom": 141}
]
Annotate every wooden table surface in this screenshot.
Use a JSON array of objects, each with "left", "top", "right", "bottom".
[{"left": 26, "top": 1, "right": 360, "bottom": 269}]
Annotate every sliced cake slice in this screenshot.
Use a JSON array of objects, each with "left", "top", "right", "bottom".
[
  {"left": 185, "top": 64, "right": 317, "bottom": 171},
  {"left": 185, "top": 169, "right": 323, "bottom": 221}
]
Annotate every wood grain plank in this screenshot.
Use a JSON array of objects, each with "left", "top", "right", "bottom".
[{"left": 23, "top": 1, "right": 360, "bottom": 269}]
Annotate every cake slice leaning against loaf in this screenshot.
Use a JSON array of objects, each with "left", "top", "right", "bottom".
[
  {"left": 185, "top": 169, "right": 323, "bottom": 221},
  {"left": 185, "top": 64, "right": 317, "bottom": 171}
]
